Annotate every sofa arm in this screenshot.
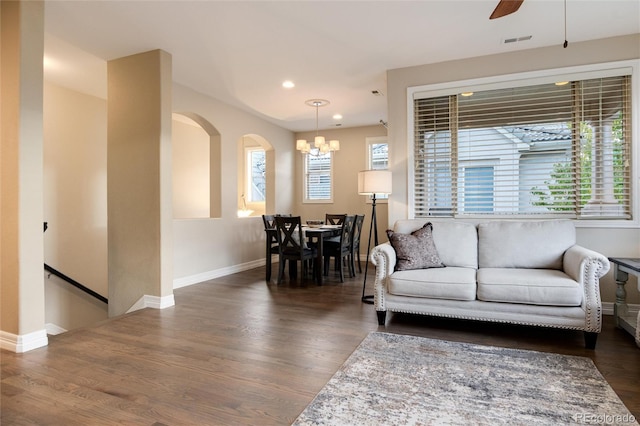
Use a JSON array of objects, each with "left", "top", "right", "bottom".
[
  {"left": 370, "top": 243, "right": 396, "bottom": 311},
  {"left": 563, "top": 245, "right": 610, "bottom": 333}
]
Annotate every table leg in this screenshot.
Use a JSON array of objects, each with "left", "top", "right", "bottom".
[
  {"left": 613, "top": 263, "right": 629, "bottom": 329},
  {"left": 265, "top": 240, "right": 272, "bottom": 281},
  {"left": 316, "top": 234, "right": 324, "bottom": 285},
  {"left": 636, "top": 312, "right": 640, "bottom": 347}
]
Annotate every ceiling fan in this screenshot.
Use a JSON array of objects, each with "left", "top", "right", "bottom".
[{"left": 489, "top": 0, "right": 524, "bottom": 19}]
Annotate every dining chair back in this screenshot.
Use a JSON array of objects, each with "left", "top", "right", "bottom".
[
  {"left": 275, "top": 216, "right": 317, "bottom": 284},
  {"left": 323, "top": 215, "right": 356, "bottom": 283},
  {"left": 325, "top": 214, "right": 347, "bottom": 225},
  {"left": 351, "top": 214, "right": 365, "bottom": 274}
]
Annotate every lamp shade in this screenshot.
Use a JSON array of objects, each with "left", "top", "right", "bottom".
[
  {"left": 296, "top": 139, "right": 308, "bottom": 150},
  {"left": 358, "top": 170, "right": 392, "bottom": 195}
]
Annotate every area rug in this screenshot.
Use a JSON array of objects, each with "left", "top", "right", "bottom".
[{"left": 293, "top": 332, "right": 637, "bottom": 425}]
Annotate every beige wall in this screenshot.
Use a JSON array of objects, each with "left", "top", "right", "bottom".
[
  {"left": 171, "top": 83, "right": 297, "bottom": 284},
  {"left": 294, "top": 125, "right": 389, "bottom": 253},
  {"left": 42, "top": 76, "right": 298, "bottom": 322},
  {"left": 172, "top": 117, "right": 211, "bottom": 219},
  {"left": 43, "top": 82, "right": 108, "bottom": 296},
  {"left": 43, "top": 82, "right": 109, "bottom": 329},
  {"left": 386, "top": 34, "right": 640, "bottom": 304},
  {"left": 107, "top": 50, "right": 174, "bottom": 317}
]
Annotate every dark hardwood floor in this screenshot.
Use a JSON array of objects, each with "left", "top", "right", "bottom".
[{"left": 2, "top": 264, "right": 639, "bottom": 425}]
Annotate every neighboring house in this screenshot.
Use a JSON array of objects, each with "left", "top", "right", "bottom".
[{"left": 425, "top": 124, "right": 573, "bottom": 215}]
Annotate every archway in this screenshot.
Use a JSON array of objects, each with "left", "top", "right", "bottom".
[{"left": 172, "top": 112, "right": 221, "bottom": 218}]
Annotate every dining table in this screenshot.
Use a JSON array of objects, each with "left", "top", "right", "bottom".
[{"left": 265, "top": 221, "right": 343, "bottom": 285}]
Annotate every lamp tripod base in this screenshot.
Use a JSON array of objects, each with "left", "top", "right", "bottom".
[
  {"left": 361, "top": 194, "right": 379, "bottom": 306},
  {"left": 361, "top": 295, "right": 374, "bottom": 304}
]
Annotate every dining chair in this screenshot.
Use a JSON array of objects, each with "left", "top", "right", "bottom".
[
  {"left": 275, "top": 216, "right": 318, "bottom": 284},
  {"left": 323, "top": 214, "right": 347, "bottom": 246},
  {"left": 262, "top": 214, "right": 280, "bottom": 281},
  {"left": 351, "top": 214, "right": 365, "bottom": 275},
  {"left": 323, "top": 215, "right": 355, "bottom": 283}
]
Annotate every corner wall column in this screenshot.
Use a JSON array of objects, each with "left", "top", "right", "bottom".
[
  {"left": 0, "top": 0, "right": 48, "bottom": 352},
  {"left": 107, "top": 50, "right": 174, "bottom": 317}
]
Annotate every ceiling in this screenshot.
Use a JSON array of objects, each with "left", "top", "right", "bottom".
[{"left": 43, "top": 0, "right": 640, "bottom": 132}]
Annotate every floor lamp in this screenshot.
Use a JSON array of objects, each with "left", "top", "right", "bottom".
[{"left": 358, "top": 170, "right": 392, "bottom": 304}]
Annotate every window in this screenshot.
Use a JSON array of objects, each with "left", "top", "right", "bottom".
[
  {"left": 461, "top": 165, "right": 495, "bottom": 213},
  {"left": 410, "top": 67, "right": 633, "bottom": 220},
  {"left": 304, "top": 152, "right": 333, "bottom": 202},
  {"left": 368, "top": 137, "right": 388, "bottom": 170},
  {"left": 366, "top": 136, "right": 389, "bottom": 201},
  {"left": 246, "top": 147, "right": 266, "bottom": 202}
]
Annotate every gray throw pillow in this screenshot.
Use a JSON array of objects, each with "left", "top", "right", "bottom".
[{"left": 386, "top": 222, "right": 445, "bottom": 271}]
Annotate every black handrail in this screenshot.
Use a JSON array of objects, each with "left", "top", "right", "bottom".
[
  {"left": 44, "top": 264, "right": 108, "bottom": 304},
  {"left": 43, "top": 222, "right": 108, "bottom": 304}
]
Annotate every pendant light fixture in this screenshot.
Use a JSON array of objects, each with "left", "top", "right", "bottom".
[{"left": 296, "top": 99, "right": 340, "bottom": 156}]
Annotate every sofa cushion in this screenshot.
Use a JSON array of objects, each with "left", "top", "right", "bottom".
[
  {"left": 387, "top": 222, "right": 445, "bottom": 271},
  {"left": 389, "top": 267, "right": 477, "bottom": 301},
  {"left": 477, "top": 268, "right": 582, "bottom": 306},
  {"left": 393, "top": 220, "right": 478, "bottom": 269},
  {"left": 478, "top": 220, "right": 576, "bottom": 269}
]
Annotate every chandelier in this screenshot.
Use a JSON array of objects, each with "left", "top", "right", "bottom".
[{"left": 296, "top": 99, "right": 340, "bottom": 156}]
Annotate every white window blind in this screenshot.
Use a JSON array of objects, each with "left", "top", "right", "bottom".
[
  {"left": 413, "top": 74, "right": 632, "bottom": 219},
  {"left": 304, "top": 152, "right": 333, "bottom": 202}
]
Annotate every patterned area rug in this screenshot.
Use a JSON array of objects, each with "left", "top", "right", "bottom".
[{"left": 294, "top": 332, "right": 637, "bottom": 425}]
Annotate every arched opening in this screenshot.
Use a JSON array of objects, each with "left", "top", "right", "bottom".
[
  {"left": 237, "top": 134, "right": 275, "bottom": 217},
  {"left": 172, "top": 112, "right": 221, "bottom": 218}
]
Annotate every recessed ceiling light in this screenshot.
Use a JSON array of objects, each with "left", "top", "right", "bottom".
[
  {"left": 555, "top": 81, "right": 569, "bottom": 86},
  {"left": 460, "top": 92, "right": 474, "bottom": 97},
  {"left": 282, "top": 80, "right": 295, "bottom": 89},
  {"left": 333, "top": 114, "right": 342, "bottom": 120}
]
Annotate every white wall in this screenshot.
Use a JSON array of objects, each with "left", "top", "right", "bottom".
[{"left": 386, "top": 34, "right": 640, "bottom": 304}]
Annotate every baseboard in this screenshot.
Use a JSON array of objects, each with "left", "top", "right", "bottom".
[
  {"left": 0, "top": 329, "right": 48, "bottom": 353},
  {"left": 126, "top": 294, "right": 176, "bottom": 313},
  {"left": 173, "top": 258, "right": 265, "bottom": 289},
  {"left": 602, "top": 302, "right": 639, "bottom": 316},
  {"left": 45, "top": 323, "right": 68, "bottom": 335}
]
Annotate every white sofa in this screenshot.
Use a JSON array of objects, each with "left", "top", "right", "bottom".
[{"left": 370, "top": 219, "right": 610, "bottom": 348}]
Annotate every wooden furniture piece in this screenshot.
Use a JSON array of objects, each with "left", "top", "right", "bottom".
[
  {"left": 275, "top": 216, "right": 318, "bottom": 284},
  {"left": 609, "top": 257, "right": 640, "bottom": 347},
  {"left": 323, "top": 215, "right": 356, "bottom": 282},
  {"left": 262, "top": 215, "right": 279, "bottom": 282},
  {"left": 325, "top": 214, "right": 346, "bottom": 225},
  {"left": 304, "top": 226, "right": 342, "bottom": 285},
  {"left": 351, "top": 215, "right": 365, "bottom": 275}
]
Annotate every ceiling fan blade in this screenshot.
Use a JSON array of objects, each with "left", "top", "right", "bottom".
[{"left": 490, "top": 0, "right": 524, "bottom": 19}]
